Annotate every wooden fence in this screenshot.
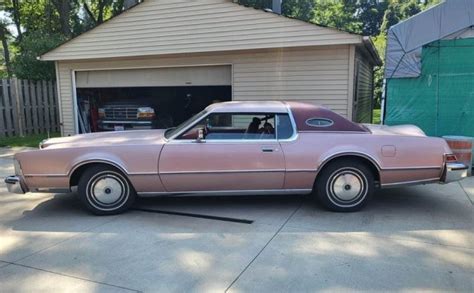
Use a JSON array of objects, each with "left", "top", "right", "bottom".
[{"left": 0, "top": 79, "right": 59, "bottom": 137}]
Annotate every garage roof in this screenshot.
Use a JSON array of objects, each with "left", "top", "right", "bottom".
[{"left": 40, "top": 0, "right": 376, "bottom": 62}]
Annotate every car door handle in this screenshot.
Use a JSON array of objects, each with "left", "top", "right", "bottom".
[{"left": 261, "top": 147, "right": 277, "bottom": 153}]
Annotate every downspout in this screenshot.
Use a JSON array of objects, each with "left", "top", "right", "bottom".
[{"left": 380, "top": 79, "right": 386, "bottom": 125}]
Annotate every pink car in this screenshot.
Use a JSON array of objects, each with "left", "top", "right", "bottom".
[{"left": 5, "top": 101, "right": 468, "bottom": 215}]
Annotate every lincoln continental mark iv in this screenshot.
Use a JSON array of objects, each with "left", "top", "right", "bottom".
[{"left": 5, "top": 101, "right": 468, "bottom": 215}]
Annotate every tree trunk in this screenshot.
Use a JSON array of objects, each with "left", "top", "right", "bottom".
[
  {"left": 0, "top": 27, "right": 12, "bottom": 77},
  {"left": 11, "top": 0, "right": 22, "bottom": 41},
  {"left": 54, "top": 0, "right": 72, "bottom": 37}
]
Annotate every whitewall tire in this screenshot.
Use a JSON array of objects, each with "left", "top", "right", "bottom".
[
  {"left": 78, "top": 165, "right": 136, "bottom": 215},
  {"left": 315, "top": 159, "right": 374, "bottom": 212}
]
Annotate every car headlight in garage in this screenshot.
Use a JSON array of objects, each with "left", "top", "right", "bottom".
[{"left": 137, "top": 107, "right": 156, "bottom": 119}]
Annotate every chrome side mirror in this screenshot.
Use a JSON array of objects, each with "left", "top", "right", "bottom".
[{"left": 196, "top": 128, "right": 205, "bottom": 143}]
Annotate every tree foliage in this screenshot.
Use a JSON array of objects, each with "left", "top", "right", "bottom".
[
  {"left": 1, "top": 0, "right": 440, "bottom": 84},
  {"left": 0, "top": 0, "right": 140, "bottom": 80}
]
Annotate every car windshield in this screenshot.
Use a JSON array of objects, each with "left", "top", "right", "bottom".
[{"left": 164, "top": 110, "right": 208, "bottom": 139}]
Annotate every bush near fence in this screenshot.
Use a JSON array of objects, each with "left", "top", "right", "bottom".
[{"left": 0, "top": 79, "right": 59, "bottom": 137}]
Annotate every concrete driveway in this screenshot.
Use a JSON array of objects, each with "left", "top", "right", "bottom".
[{"left": 0, "top": 148, "right": 473, "bottom": 292}]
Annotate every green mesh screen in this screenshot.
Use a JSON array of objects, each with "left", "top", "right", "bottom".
[{"left": 385, "top": 38, "right": 474, "bottom": 139}]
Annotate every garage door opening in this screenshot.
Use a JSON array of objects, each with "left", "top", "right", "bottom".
[{"left": 74, "top": 65, "right": 232, "bottom": 133}]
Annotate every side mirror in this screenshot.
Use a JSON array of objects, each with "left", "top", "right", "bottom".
[{"left": 196, "top": 128, "right": 205, "bottom": 143}]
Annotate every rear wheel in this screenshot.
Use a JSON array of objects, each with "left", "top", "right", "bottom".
[
  {"left": 78, "top": 165, "right": 136, "bottom": 215},
  {"left": 314, "top": 159, "right": 374, "bottom": 212}
]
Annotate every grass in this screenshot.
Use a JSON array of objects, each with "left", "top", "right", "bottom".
[
  {"left": 372, "top": 109, "right": 381, "bottom": 124},
  {"left": 0, "top": 132, "right": 60, "bottom": 148}
]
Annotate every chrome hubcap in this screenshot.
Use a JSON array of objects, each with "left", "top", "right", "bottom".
[
  {"left": 92, "top": 176, "right": 124, "bottom": 205},
  {"left": 332, "top": 172, "right": 363, "bottom": 201},
  {"left": 327, "top": 167, "right": 368, "bottom": 207}
]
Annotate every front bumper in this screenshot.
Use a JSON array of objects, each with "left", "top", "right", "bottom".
[
  {"left": 4, "top": 176, "right": 26, "bottom": 194},
  {"left": 98, "top": 120, "right": 154, "bottom": 131},
  {"left": 442, "top": 163, "right": 469, "bottom": 183}
]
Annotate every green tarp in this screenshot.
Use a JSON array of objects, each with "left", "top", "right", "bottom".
[{"left": 386, "top": 38, "right": 474, "bottom": 139}]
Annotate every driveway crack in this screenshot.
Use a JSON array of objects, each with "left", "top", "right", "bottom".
[
  {"left": 224, "top": 201, "right": 303, "bottom": 292},
  {"left": 0, "top": 261, "right": 141, "bottom": 292}
]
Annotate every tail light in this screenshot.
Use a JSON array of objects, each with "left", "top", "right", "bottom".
[
  {"left": 445, "top": 154, "right": 458, "bottom": 163},
  {"left": 137, "top": 107, "right": 156, "bottom": 119},
  {"left": 98, "top": 108, "right": 106, "bottom": 119}
]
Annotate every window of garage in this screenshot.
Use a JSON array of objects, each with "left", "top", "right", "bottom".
[{"left": 75, "top": 65, "right": 232, "bottom": 133}]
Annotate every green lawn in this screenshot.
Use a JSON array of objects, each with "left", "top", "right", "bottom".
[
  {"left": 0, "top": 132, "right": 60, "bottom": 148},
  {"left": 372, "top": 109, "right": 381, "bottom": 124}
]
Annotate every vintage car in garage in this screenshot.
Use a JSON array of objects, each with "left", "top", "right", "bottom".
[
  {"left": 5, "top": 101, "right": 468, "bottom": 215},
  {"left": 97, "top": 103, "right": 158, "bottom": 131}
]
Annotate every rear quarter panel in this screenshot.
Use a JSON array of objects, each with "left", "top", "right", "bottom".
[{"left": 281, "top": 132, "right": 448, "bottom": 189}]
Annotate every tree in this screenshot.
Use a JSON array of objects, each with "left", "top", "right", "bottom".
[
  {"left": 0, "top": 20, "right": 13, "bottom": 78},
  {"left": 11, "top": 31, "right": 66, "bottom": 80}
]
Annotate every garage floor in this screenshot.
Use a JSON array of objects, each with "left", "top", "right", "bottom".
[{"left": 0, "top": 148, "right": 473, "bottom": 292}]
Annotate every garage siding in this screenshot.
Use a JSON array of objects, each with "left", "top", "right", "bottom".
[
  {"left": 353, "top": 49, "right": 374, "bottom": 123},
  {"left": 57, "top": 46, "right": 351, "bottom": 136},
  {"left": 42, "top": 0, "right": 361, "bottom": 61}
]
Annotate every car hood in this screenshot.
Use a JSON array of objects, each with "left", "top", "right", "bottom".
[{"left": 41, "top": 130, "right": 167, "bottom": 149}]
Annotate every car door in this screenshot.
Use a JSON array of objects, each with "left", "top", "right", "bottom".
[{"left": 159, "top": 112, "right": 285, "bottom": 193}]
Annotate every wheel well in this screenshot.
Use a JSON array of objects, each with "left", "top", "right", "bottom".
[
  {"left": 316, "top": 155, "right": 380, "bottom": 184},
  {"left": 69, "top": 163, "right": 125, "bottom": 188}
]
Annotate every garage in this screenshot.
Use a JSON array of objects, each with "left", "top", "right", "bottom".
[
  {"left": 40, "top": 0, "right": 381, "bottom": 136},
  {"left": 75, "top": 65, "right": 232, "bottom": 133}
]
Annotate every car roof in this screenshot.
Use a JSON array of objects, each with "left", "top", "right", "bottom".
[{"left": 206, "top": 101, "right": 289, "bottom": 113}]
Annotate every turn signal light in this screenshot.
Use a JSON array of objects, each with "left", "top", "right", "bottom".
[
  {"left": 137, "top": 107, "right": 156, "bottom": 119},
  {"left": 445, "top": 154, "right": 458, "bottom": 163},
  {"left": 98, "top": 108, "right": 106, "bottom": 118}
]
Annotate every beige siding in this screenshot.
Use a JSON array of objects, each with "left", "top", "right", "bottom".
[
  {"left": 353, "top": 49, "right": 375, "bottom": 123},
  {"left": 56, "top": 46, "right": 351, "bottom": 135},
  {"left": 42, "top": 0, "right": 361, "bottom": 61}
]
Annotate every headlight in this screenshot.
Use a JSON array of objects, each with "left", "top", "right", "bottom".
[
  {"left": 39, "top": 139, "right": 47, "bottom": 149},
  {"left": 137, "top": 107, "right": 156, "bottom": 119},
  {"left": 13, "top": 158, "right": 23, "bottom": 176},
  {"left": 98, "top": 108, "right": 106, "bottom": 119}
]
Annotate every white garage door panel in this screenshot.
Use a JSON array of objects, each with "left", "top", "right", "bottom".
[{"left": 76, "top": 65, "right": 231, "bottom": 88}]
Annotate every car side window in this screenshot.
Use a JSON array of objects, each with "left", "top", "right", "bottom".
[
  {"left": 277, "top": 114, "right": 294, "bottom": 140},
  {"left": 177, "top": 113, "right": 277, "bottom": 140}
]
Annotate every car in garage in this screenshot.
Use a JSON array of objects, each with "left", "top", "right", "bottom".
[
  {"left": 97, "top": 103, "right": 158, "bottom": 131},
  {"left": 5, "top": 101, "right": 468, "bottom": 215}
]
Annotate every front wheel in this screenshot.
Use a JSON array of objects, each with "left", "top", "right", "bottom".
[
  {"left": 78, "top": 165, "right": 136, "bottom": 215},
  {"left": 314, "top": 159, "right": 374, "bottom": 212}
]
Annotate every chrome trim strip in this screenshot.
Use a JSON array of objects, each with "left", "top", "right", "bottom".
[
  {"left": 137, "top": 189, "right": 312, "bottom": 197},
  {"left": 380, "top": 178, "right": 440, "bottom": 188},
  {"left": 24, "top": 174, "right": 68, "bottom": 178},
  {"left": 286, "top": 169, "right": 317, "bottom": 173},
  {"left": 160, "top": 169, "right": 285, "bottom": 175},
  {"left": 298, "top": 131, "right": 368, "bottom": 134},
  {"left": 280, "top": 103, "right": 299, "bottom": 142},
  {"left": 33, "top": 188, "right": 71, "bottom": 193},
  {"left": 69, "top": 159, "right": 130, "bottom": 176},
  {"left": 381, "top": 166, "right": 442, "bottom": 171},
  {"left": 128, "top": 172, "right": 159, "bottom": 176},
  {"left": 318, "top": 152, "right": 382, "bottom": 171}
]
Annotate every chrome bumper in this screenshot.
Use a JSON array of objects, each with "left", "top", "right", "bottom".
[
  {"left": 4, "top": 176, "right": 26, "bottom": 194},
  {"left": 442, "top": 163, "right": 469, "bottom": 183}
]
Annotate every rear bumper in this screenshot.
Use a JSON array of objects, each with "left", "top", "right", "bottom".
[
  {"left": 4, "top": 176, "right": 26, "bottom": 194},
  {"left": 441, "top": 163, "right": 469, "bottom": 183}
]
